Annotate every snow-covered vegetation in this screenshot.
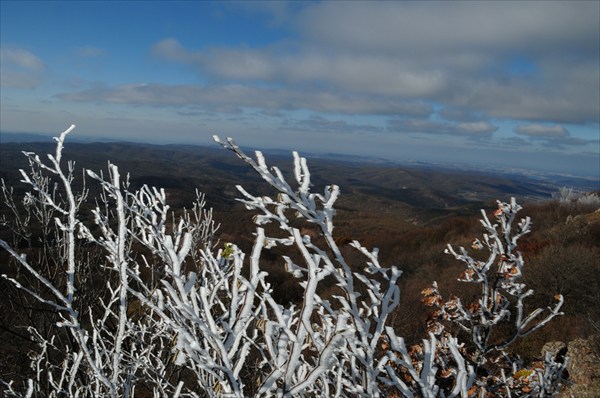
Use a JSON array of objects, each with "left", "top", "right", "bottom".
[
  {"left": 554, "top": 186, "right": 600, "bottom": 209},
  {"left": 0, "top": 126, "right": 570, "bottom": 397}
]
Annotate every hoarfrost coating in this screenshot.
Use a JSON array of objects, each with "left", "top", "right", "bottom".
[{"left": 0, "top": 126, "right": 568, "bottom": 397}]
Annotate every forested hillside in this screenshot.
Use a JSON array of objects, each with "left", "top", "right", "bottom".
[{"left": 1, "top": 134, "right": 598, "bottom": 396}]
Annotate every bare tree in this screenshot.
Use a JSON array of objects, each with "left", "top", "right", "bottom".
[
  {"left": 0, "top": 126, "right": 568, "bottom": 397},
  {"left": 421, "top": 199, "right": 567, "bottom": 396}
]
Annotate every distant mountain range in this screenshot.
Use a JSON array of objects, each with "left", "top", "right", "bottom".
[{"left": 1, "top": 134, "right": 598, "bottom": 197}]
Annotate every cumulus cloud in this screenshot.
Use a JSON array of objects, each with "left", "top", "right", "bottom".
[
  {"left": 453, "top": 68, "right": 600, "bottom": 124},
  {"left": 148, "top": 1, "right": 599, "bottom": 125},
  {"left": 151, "top": 38, "right": 190, "bottom": 62},
  {"left": 152, "top": 38, "right": 449, "bottom": 97},
  {"left": 1, "top": 47, "right": 45, "bottom": 70},
  {"left": 388, "top": 118, "right": 498, "bottom": 137},
  {"left": 457, "top": 121, "right": 499, "bottom": 135},
  {"left": 296, "top": 2, "right": 599, "bottom": 56},
  {"left": 514, "top": 124, "right": 596, "bottom": 148},
  {"left": 0, "top": 47, "right": 45, "bottom": 88},
  {"left": 515, "top": 124, "right": 568, "bottom": 138},
  {"left": 294, "top": 2, "right": 599, "bottom": 124},
  {"left": 56, "top": 83, "right": 433, "bottom": 117}
]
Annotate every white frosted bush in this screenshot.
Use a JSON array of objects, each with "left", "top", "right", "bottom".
[
  {"left": 554, "top": 187, "right": 577, "bottom": 204},
  {"left": 0, "top": 126, "right": 568, "bottom": 397},
  {"left": 554, "top": 186, "right": 600, "bottom": 210},
  {"left": 577, "top": 192, "right": 600, "bottom": 208}
]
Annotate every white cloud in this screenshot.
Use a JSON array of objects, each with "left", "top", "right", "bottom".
[
  {"left": 515, "top": 124, "right": 568, "bottom": 138},
  {"left": 514, "top": 124, "right": 596, "bottom": 149},
  {"left": 388, "top": 118, "right": 498, "bottom": 137},
  {"left": 296, "top": 2, "right": 599, "bottom": 56},
  {"left": 456, "top": 121, "right": 498, "bottom": 135},
  {"left": 292, "top": 2, "right": 599, "bottom": 124},
  {"left": 0, "top": 47, "right": 45, "bottom": 88},
  {"left": 149, "top": 0, "right": 599, "bottom": 125},
  {"left": 151, "top": 38, "right": 189, "bottom": 62},
  {"left": 56, "top": 83, "right": 433, "bottom": 117},
  {"left": 152, "top": 39, "right": 450, "bottom": 97},
  {"left": 1, "top": 47, "right": 45, "bottom": 70},
  {"left": 453, "top": 65, "right": 600, "bottom": 124}
]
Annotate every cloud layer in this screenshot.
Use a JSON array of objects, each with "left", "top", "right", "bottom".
[
  {"left": 2, "top": 1, "right": 598, "bottom": 176},
  {"left": 146, "top": 2, "right": 599, "bottom": 127}
]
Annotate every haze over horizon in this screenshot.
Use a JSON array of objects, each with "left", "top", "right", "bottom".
[{"left": 1, "top": 1, "right": 599, "bottom": 178}]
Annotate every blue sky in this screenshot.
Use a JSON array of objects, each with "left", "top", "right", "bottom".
[{"left": 1, "top": 1, "right": 599, "bottom": 177}]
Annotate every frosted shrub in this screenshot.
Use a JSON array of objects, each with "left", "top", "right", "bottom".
[
  {"left": 554, "top": 187, "right": 577, "bottom": 204},
  {"left": 0, "top": 126, "right": 568, "bottom": 397},
  {"left": 577, "top": 192, "right": 600, "bottom": 208},
  {"left": 422, "top": 199, "right": 566, "bottom": 396},
  {"left": 554, "top": 186, "right": 600, "bottom": 210}
]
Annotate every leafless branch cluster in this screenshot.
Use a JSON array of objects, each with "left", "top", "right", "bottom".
[{"left": 0, "top": 126, "right": 568, "bottom": 397}]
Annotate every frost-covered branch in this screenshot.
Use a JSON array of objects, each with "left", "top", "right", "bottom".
[
  {"left": 421, "top": 198, "right": 567, "bottom": 396},
  {"left": 0, "top": 127, "right": 569, "bottom": 397}
]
